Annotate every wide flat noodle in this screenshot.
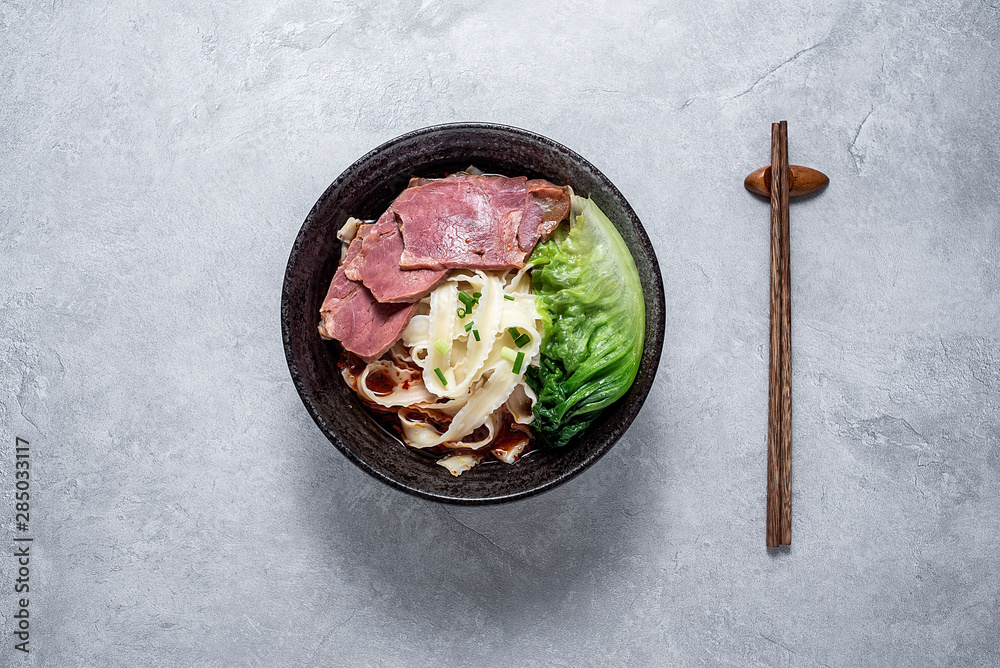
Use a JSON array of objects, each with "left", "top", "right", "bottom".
[
  {"left": 507, "top": 382, "right": 538, "bottom": 425},
  {"left": 354, "top": 360, "right": 435, "bottom": 408},
  {"left": 362, "top": 267, "right": 543, "bottom": 449},
  {"left": 437, "top": 453, "right": 486, "bottom": 477},
  {"left": 399, "top": 411, "right": 497, "bottom": 450}
]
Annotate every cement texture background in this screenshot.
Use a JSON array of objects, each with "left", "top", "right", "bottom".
[{"left": 2, "top": 1, "right": 998, "bottom": 666}]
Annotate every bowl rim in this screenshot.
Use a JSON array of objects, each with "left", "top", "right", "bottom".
[{"left": 282, "top": 121, "right": 665, "bottom": 504}]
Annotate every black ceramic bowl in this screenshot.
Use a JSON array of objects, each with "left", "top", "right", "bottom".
[{"left": 282, "top": 123, "right": 665, "bottom": 504}]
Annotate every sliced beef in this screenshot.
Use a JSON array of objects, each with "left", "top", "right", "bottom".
[
  {"left": 344, "top": 209, "right": 448, "bottom": 303},
  {"left": 340, "top": 222, "right": 374, "bottom": 275},
  {"left": 318, "top": 232, "right": 418, "bottom": 362},
  {"left": 395, "top": 174, "right": 531, "bottom": 271},
  {"left": 395, "top": 173, "right": 570, "bottom": 271},
  {"left": 520, "top": 179, "right": 571, "bottom": 252}
]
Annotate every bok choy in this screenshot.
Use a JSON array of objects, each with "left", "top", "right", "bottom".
[{"left": 526, "top": 195, "right": 645, "bottom": 447}]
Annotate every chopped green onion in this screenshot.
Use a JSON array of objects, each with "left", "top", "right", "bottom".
[
  {"left": 456, "top": 307, "right": 467, "bottom": 318},
  {"left": 513, "top": 351, "right": 525, "bottom": 374},
  {"left": 507, "top": 327, "right": 530, "bottom": 347},
  {"left": 458, "top": 291, "right": 476, "bottom": 309},
  {"left": 500, "top": 346, "right": 517, "bottom": 364},
  {"left": 464, "top": 321, "right": 474, "bottom": 332},
  {"left": 504, "top": 294, "right": 515, "bottom": 301},
  {"left": 434, "top": 340, "right": 449, "bottom": 356},
  {"left": 473, "top": 292, "right": 481, "bottom": 300},
  {"left": 472, "top": 330, "right": 480, "bottom": 341},
  {"left": 434, "top": 367, "right": 448, "bottom": 386}
]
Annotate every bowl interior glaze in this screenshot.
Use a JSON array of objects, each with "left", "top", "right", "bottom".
[{"left": 282, "top": 123, "right": 665, "bottom": 504}]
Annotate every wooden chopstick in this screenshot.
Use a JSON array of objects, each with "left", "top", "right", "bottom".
[
  {"left": 778, "top": 122, "right": 793, "bottom": 547},
  {"left": 767, "top": 121, "right": 792, "bottom": 547}
]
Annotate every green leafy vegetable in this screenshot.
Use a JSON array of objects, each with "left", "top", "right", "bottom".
[{"left": 526, "top": 195, "right": 645, "bottom": 447}]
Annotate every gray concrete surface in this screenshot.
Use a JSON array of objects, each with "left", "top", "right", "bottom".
[{"left": 2, "top": 0, "right": 998, "bottom": 665}]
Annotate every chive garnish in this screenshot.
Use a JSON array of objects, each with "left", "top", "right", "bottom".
[
  {"left": 473, "top": 292, "right": 481, "bottom": 300},
  {"left": 458, "top": 291, "right": 476, "bottom": 308},
  {"left": 508, "top": 328, "right": 530, "bottom": 347},
  {"left": 472, "top": 330, "right": 480, "bottom": 341},
  {"left": 513, "top": 351, "right": 525, "bottom": 374},
  {"left": 504, "top": 294, "right": 515, "bottom": 301},
  {"left": 434, "top": 340, "right": 449, "bottom": 356},
  {"left": 434, "top": 367, "right": 448, "bottom": 386},
  {"left": 500, "top": 346, "right": 517, "bottom": 363},
  {"left": 464, "top": 321, "right": 474, "bottom": 332},
  {"left": 456, "top": 307, "right": 467, "bottom": 318}
]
